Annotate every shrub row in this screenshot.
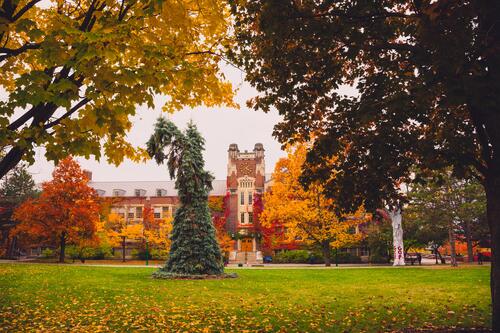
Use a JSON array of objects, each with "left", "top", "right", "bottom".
[{"left": 272, "top": 250, "right": 362, "bottom": 264}]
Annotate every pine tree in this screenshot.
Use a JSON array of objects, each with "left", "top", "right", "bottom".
[
  {"left": 1, "top": 164, "right": 38, "bottom": 203},
  {"left": 147, "top": 118, "right": 228, "bottom": 277}
]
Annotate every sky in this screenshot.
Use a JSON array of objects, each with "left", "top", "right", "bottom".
[{"left": 22, "top": 65, "right": 287, "bottom": 183}]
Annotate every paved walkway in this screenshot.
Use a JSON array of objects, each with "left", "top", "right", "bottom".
[{"left": 0, "top": 259, "right": 488, "bottom": 269}]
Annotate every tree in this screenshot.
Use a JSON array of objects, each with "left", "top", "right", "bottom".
[
  {"left": 147, "top": 118, "right": 225, "bottom": 277},
  {"left": 260, "top": 142, "right": 366, "bottom": 266},
  {"left": 208, "top": 195, "right": 235, "bottom": 260},
  {"left": 0, "top": 0, "right": 235, "bottom": 178},
  {"left": 363, "top": 222, "right": 392, "bottom": 264},
  {"left": 230, "top": 0, "right": 500, "bottom": 326},
  {"left": 0, "top": 163, "right": 38, "bottom": 257},
  {"left": 404, "top": 170, "right": 488, "bottom": 265},
  {"left": 12, "top": 156, "right": 99, "bottom": 262},
  {"left": 0, "top": 164, "right": 38, "bottom": 203},
  {"left": 142, "top": 206, "right": 173, "bottom": 258},
  {"left": 100, "top": 212, "right": 142, "bottom": 262}
]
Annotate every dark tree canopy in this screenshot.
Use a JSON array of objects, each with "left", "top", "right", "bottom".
[
  {"left": 230, "top": 0, "right": 499, "bottom": 211},
  {"left": 147, "top": 118, "right": 224, "bottom": 277},
  {"left": 230, "top": 0, "right": 500, "bottom": 326}
]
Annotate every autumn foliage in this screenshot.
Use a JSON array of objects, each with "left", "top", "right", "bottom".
[
  {"left": 261, "top": 143, "right": 367, "bottom": 266},
  {"left": 13, "top": 157, "right": 99, "bottom": 262},
  {"left": 209, "top": 194, "right": 235, "bottom": 257}
]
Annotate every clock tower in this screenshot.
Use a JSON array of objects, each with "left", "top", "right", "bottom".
[{"left": 226, "top": 143, "right": 265, "bottom": 264}]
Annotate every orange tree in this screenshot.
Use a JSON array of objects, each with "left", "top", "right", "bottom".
[
  {"left": 99, "top": 212, "right": 142, "bottom": 261},
  {"left": 142, "top": 206, "right": 173, "bottom": 258},
  {"left": 261, "top": 142, "right": 368, "bottom": 266},
  {"left": 13, "top": 156, "right": 99, "bottom": 262},
  {"left": 208, "top": 195, "right": 234, "bottom": 258}
]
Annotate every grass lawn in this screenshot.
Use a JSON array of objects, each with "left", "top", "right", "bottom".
[{"left": 0, "top": 264, "right": 491, "bottom": 332}]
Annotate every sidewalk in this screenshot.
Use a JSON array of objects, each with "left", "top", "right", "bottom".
[{"left": 1, "top": 259, "right": 487, "bottom": 269}]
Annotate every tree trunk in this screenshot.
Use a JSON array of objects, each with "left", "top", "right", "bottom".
[
  {"left": 122, "top": 236, "right": 126, "bottom": 262},
  {"left": 6, "top": 236, "right": 17, "bottom": 259},
  {"left": 436, "top": 248, "right": 445, "bottom": 264},
  {"left": 485, "top": 175, "right": 500, "bottom": 331},
  {"left": 0, "top": 146, "right": 25, "bottom": 180},
  {"left": 322, "top": 241, "right": 331, "bottom": 267},
  {"left": 59, "top": 233, "right": 66, "bottom": 263},
  {"left": 465, "top": 220, "right": 474, "bottom": 263},
  {"left": 449, "top": 227, "right": 458, "bottom": 267}
]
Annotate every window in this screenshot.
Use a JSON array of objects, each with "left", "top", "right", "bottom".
[
  {"left": 128, "top": 209, "right": 134, "bottom": 218},
  {"left": 248, "top": 192, "right": 253, "bottom": 205},
  {"left": 153, "top": 207, "right": 161, "bottom": 219},
  {"left": 96, "top": 189, "right": 106, "bottom": 196},
  {"left": 113, "top": 189, "right": 125, "bottom": 197},
  {"left": 162, "top": 206, "right": 170, "bottom": 218},
  {"left": 172, "top": 206, "right": 178, "bottom": 216},
  {"left": 156, "top": 189, "right": 167, "bottom": 197},
  {"left": 135, "top": 207, "right": 143, "bottom": 219},
  {"left": 112, "top": 206, "right": 125, "bottom": 219},
  {"left": 240, "top": 192, "right": 244, "bottom": 205},
  {"left": 248, "top": 213, "right": 253, "bottom": 224},
  {"left": 240, "top": 212, "right": 245, "bottom": 224},
  {"left": 134, "top": 189, "right": 146, "bottom": 197}
]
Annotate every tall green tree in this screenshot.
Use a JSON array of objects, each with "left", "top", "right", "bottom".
[
  {"left": 230, "top": 0, "right": 500, "bottom": 326},
  {"left": 147, "top": 118, "right": 224, "bottom": 277},
  {"left": 0, "top": 0, "right": 235, "bottom": 178},
  {"left": 0, "top": 164, "right": 38, "bottom": 203}
]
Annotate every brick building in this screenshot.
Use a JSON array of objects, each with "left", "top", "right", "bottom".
[{"left": 89, "top": 143, "right": 271, "bottom": 264}]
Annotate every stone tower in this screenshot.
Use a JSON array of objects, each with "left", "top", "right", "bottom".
[{"left": 226, "top": 143, "right": 265, "bottom": 263}]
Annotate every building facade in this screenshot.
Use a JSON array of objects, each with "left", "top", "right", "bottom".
[{"left": 89, "top": 143, "right": 270, "bottom": 264}]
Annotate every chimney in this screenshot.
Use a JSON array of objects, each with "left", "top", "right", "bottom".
[{"left": 83, "top": 170, "right": 92, "bottom": 181}]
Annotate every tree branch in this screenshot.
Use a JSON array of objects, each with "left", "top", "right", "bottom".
[
  {"left": 12, "top": 0, "right": 41, "bottom": 21},
  {"left": 0, "top": 43, "right": 40, "bottom": 62},
  {"left": 44, "top": 97, "right": 91, "bottom": 129},
  {"left": 293, "top": 10, "right": 418, "bottom": 22}
]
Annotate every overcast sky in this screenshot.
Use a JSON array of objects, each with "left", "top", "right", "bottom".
[{"left": 23, "top": 65, "right": 287, "bottom": 183}]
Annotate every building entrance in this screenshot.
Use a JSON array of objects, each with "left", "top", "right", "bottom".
[{"left": 241, "top": 238, "right": 253, "bottom": 252}]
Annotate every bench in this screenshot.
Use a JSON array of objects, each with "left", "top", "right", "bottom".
[{"left": 405, "top": 253, "right": 422, "bottom": 265}]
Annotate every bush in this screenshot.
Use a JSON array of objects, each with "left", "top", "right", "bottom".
[
  {"left": 132, "top": 248, "right": 169, "bottom": 260},
  {"left": 307, "top": 252, "right": 325, "bottom": 264},
  {"left": 369, "top": 253, "right": 389, "bottom": 264},
  {"left": 66, "top": 245, "right": 79, "bottom": 261},
  {"left": 273, "top": 250, "right": 310, "bottom": 263},
  {"left": 66, "top": 244, "right": 112, "bottom": 262},
  {"left": 41, "top": 248, "right": 54, "bottom": 258},
  {"left": 92, "top": 244, "right": 112, "bottom": 259},
  {"left": 150, "top": 249, "right": 169, "bottom": 260},
  {"left": 308, "top": 251, "right": 362, "bottom": 264},
  {"left": 335, "top": 252, "right": 362, "bottom": 264},
  {"left": 272, "top": 250, "right": 362, "bottom": 264}
]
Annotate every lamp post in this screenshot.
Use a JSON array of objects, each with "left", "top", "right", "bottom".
[{"left": 145, "top": 238, "right": 149, "bottom": 266}]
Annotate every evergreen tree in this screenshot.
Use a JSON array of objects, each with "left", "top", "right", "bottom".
[
  {"left": 147, "top": 118, "right": 225, "bottom": 277},
  {"left": 0, "top": 164, "right": 38, "bottom": 258},
  {"left": 1, "top": 164, "right": 38, "bottom": 203}
]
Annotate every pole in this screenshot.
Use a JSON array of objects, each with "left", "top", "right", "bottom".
[
  {"left": 145, "top": 239, "right": 149, "bottom": 266},
  {"left": 122, "top": 236, "right": 126, "bottom": 263}
]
